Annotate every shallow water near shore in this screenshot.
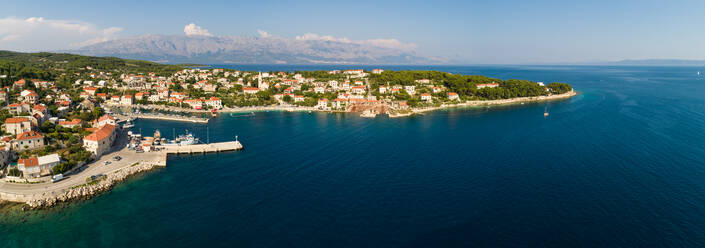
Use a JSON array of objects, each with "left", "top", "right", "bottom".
[{"left": 3, "top": 65, "right": 705, "bottom": 247}]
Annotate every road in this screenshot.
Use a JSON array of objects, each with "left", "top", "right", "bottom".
[{"left": 0, "top": 131, "right": 163, "bottom": 196}]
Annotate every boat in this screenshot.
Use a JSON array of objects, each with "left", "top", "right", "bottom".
[
  {"left": 360, "top": 109, "right": 377, "bottom": 118},
  {"left": 211, "top": 109, "right": 217, "bottom": 117},
  {"left": 174, "top": 130, "right": 199, "bottom": 145},
  {"left": 544, "top": 106, "right": 549, "bottom": 117},
  {"left": 122, "top": 120, "right": 134, "bottom": 129}
]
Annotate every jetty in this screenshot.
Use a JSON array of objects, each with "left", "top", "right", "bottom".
[
  {"left": 0, "top": 136, "right": 242, "bottom": 207},
  {"left": 160, "top": 141, "right": 243, "bottom": 154}
]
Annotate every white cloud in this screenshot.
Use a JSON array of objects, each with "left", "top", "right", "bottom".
[
  {"left": 184, "top": 23, "right": 212, "bottom": 37},
  {"left": 0, "top": 16, "right": 122, "bottom": 51},
  {"left": 257, "top": 29, "right": 272, "bottom": 38},
  {"left": 295, "top": 32, "right": 416, "bottom": 51}
]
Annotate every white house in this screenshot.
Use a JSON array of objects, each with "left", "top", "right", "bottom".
[
  {"left": 421, "top": 93, "right": 432, "bottom": 102},
  {"left": 448, "top": 92, "right": 459, "bottom": 101}
]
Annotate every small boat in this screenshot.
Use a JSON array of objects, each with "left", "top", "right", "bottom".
[
  {"left": 544, "top": 106, "right": 549, "bottom": 117},
  {"left": 122, "top": 120, "right": 134, "bottom": 129}
]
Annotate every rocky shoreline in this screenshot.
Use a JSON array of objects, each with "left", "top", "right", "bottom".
[{"left": 22, "top": 162, "right": 161, "bottom": 209}]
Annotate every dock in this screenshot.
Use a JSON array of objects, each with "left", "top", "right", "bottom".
[
  {"left": 158, "top": 141, "right": 243, "bottom": 155},
  {"left": 115, "top": 113, "right": 210, "bottom": 123}
]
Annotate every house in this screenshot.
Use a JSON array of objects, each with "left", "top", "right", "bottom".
[
  {"left": 0, "top": 91, "right": 8, "bottom": 103},
  {"left": 205, "top": 97, "right": 222, "bottom": 109},
  {"left": 135, "top": 92, "right": 149, "bottom": 100},
  {"left": 158, "top": 89, "right": 170, "bottom": 100},
  {"left": 314, "top": 86, "right": 325, "bottom": 94},
  {"left": 432, "top": 87, "right": 442, "bottom": 93},
  {"left": 258, "top": 81, "right": 269, "bottom": 90},
  {"left": 20, "top": 90, "right": 39, "bottom": 103},
  {"left": 110, "top": 95, "right": 120, "bottom": 103},
  {"left": 404, "top": 85, "right": 416, "bottom": 95},
  {"left": 17, "top": 157, "right": 40, "bottom": 178},
  {"left": 84, "top": 87, "right": 98, "bottom": 95},
  {"left": 379, "top": 86, "right": 388, "bottom": 94},
  {"left": 79, "top": 92, "right": 90, "bottom": 99},
  {"left": 333, "top": 99, "right": 347, "bottom": 109},
  {"left": 6, "top": 103, "right": 30, "bottom": 115},
  {"left": 93, "top": 115, "right": 116, "bottom": 128},
  {"left": 171, "top": 92, "right": 187, "bottom": 100},
  {"left": 351, "top": 86, "right": 366, "bottom": 94},
  {"left": 421, "top": 93, "right": 432, "bottom": 102},
  {"left": 32, "top": 104, "right": 49, "bottom": 119},
  {"left": 148, "top": 95, "right": 160, "bottom": 102},
  {"left": 294, "top": 95, "right": 305, "bottom": 102},
  {"left": 4, "top": 117, "right": 32, "bottom": 135},
  {"left": 317, "top": 98, "right": 329, "bottom": 108},
  {"left": 18, "top": 153, "right": 60, "bottom": 178},
  {"left": 183, "top": 99, "right": 203, "bottom": 110},
  {"left": 13, "top": 79, "right": 26, "bottom": 90},
  {"left": 415, "top": 79, "right": 431, "bottom": 84},
  {"left": 372, "top": 69, "right": 384, "bottom": 74},
  {"left": 121, "top": 95, "right": 134, "bottom": 105},
  {"left": 96, "top": 93, "right": 108, "bottom": 100},
  {"left": 14, "top": 131, "right": 44, "bottom": 151},
  {"left": 476, "top": 83, "right": 500, "bottom": 89},
  {"left": 448, "top": 92, "right": 459, "bottom": 101},
  {"left": 58, "top": 118, "right": 82, "bottom": 128},
  {"left": 83, "top": 124, "right": 117, "bottom": 158}
]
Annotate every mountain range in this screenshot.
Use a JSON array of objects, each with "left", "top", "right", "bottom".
[{"left": 69, "top": 34, "right": 446, "bottom": 65}]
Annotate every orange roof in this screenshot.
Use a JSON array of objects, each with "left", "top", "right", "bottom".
[
  {"left": 14, "top": 79, "right": 25, "bottom": 85},
  {"left": 58, "top": 119, "right": 82, "bottom": 126},
  {"left": 5, "top": 117, "right": 29, "bottom": 124},
  {"left": 18, "top": 157, "right": 38, "bottom": 167},
  {"left": 7, "top": 103, "right": 23, "bottom": 107},
  {"left": 242, "top": 87, "right": 259, "bottom": 91},
  {"left": 84, "top": 124, "right": 115, "bottom": 142},
  {"left": 33, "top": 105, "right": 47, "bottom": 111},
  {"left": 97, "top": 115, "right": 115, "bottom": 122},
  {"left": 96, "top": 93, "right": 107, "bottom": 97},
  {"left": 16, "top": 131, "right": 42, "bottom": 141}
]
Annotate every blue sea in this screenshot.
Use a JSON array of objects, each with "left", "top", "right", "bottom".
[{"left": 3, "top": 65, "right": 705, "bottom": 247}]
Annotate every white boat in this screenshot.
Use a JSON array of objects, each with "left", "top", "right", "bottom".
[
  {"left": 122, "top": 121, "right": 134, "bottom": 129},
  {"left": 174, "top": 131, "right": 198, "bottom": 145}
]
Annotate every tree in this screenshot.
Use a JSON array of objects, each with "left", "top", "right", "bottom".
[
  {"left": 283, "top": 95, "right": 293, "bottom": 103},
  {"left": 547, "top": 82, "right": 572, "bottom": 94},
  {"left": 92, "top": 106, "right": 104, "bottom": 120}
]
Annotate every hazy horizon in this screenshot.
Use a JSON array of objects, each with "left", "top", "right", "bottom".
[{"left": 2, "top": 0, "right": 705, "bottom": 64}]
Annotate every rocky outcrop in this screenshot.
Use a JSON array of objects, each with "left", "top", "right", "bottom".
[{"left": 25, "top": 162, "right": 159, "bottom": 209}]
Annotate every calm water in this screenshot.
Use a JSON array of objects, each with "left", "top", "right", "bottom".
[{"left": 3, "top": 65, "right": 705, "bottom": 247}]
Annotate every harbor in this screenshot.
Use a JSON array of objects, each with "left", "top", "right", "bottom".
[{"left": 0, "top": 128, "right": 243, "bottom": 208}]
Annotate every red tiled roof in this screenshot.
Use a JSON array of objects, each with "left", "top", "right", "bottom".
[
  {"left": 84, "top": 124, "right": 115, "bottom": 142},
  {"left": 16, "top": 131, "right": 42, "bottom": 141},
  {"left": 18, "top": 157, "right": 38, "bottom": 167},
  {"left": 5, "top": 117, "right": 29, "bottom": 124}
]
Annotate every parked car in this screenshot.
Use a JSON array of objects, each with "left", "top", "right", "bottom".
[{"left": 51, "top": 174, "right": 64, "bottom": 183}]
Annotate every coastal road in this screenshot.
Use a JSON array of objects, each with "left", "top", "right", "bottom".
[{"left": 0, "top": 131, "right": 164, "bottom": 197}]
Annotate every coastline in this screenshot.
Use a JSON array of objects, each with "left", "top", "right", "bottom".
[
  {"left": 391, "top": 90, "right": 577, "bottom": 117},
  {"left": 0, "top": 92, "right": 576, "bottom": 210},
  {"left": 129, "top": 91, "right": 578, "bottom": 119}
]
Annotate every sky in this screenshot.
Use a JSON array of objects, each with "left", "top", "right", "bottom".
[{"left": 1, "top": 0, "right": 705, "bottom": 64}]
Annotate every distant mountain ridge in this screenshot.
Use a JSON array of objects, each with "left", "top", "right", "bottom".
[
  {"left": 612, "top": 59, "right": 705, "bottom": 66},
  {"left": 69, "top": 34, "right": 446, "bottom": 65}
]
